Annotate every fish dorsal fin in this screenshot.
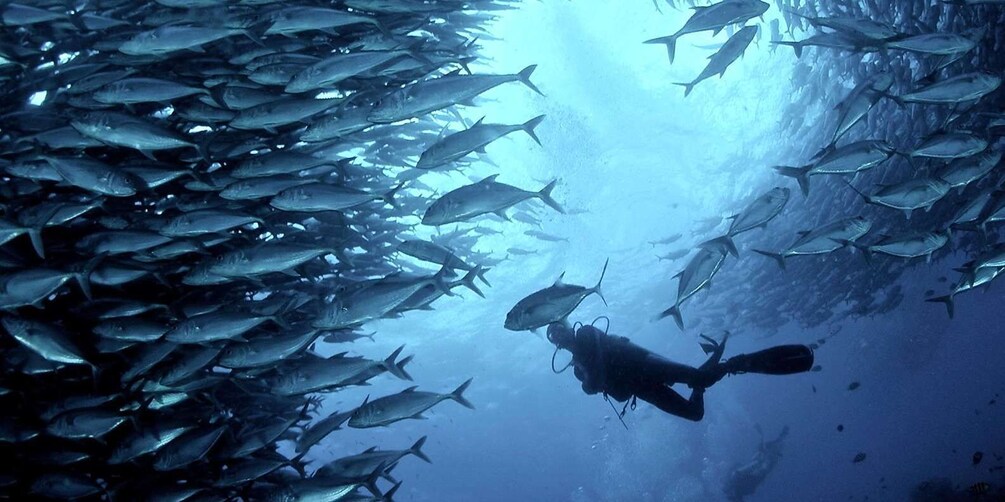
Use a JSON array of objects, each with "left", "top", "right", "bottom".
[
  {"left": 672, "top": 271, "right": 683, "bottom": 279},
  {"left": 480, "top": 174, "right": 499, "bottom": 183},
  {"left": 472, "top": 116, "right": 485, "bottom": 127},
  {"left": 553, "top": 272, "right": 565, "bottom": 286},
  {"left": 435, "top": 124, "right": 450, "bottom": 141},
  {"left": 363, "top": 446, "right": 377, "bottom": 453},
  {"left": 403, "top": 385, "right": 419, "bottom": 392},
  {"left": 443, "top": 68, "right": 463, "bottom": 77}
]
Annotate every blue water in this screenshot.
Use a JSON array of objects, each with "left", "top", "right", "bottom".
[{"left": 304, "top": 2, "right": 1005, "bottom": 500}]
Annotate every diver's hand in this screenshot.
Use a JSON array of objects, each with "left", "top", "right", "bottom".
[{"left": 547, "top": 322, "right": 574, "bottom": 347}]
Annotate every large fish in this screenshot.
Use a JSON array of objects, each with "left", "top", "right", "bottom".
[
  {"left": 896, "top": 72, "right": 1002, "bottom": 105},
  {"left": 93, "top": 77, "right": 210, "bottom": 105},
  {"left": 348, "top": 379, "right": 474, "bottom": 428},
  {"left": 656, "top": 238, "right": 732, "bottom": 330},
  {"left": 265, "top": 7, "right": 380, "bottom": 36},
  {"left": 368, "top": 66, "right": 543, "bottom": 124},
  {"left": 285, "top": 50, "right": 410, "bottom": 93},
  {"left": 938, "top": 150, "right": 1001, "bottom": 193},
  {"left": 70, "top": 112, "right": 205, "bottom": 160},
  {"left": 417, "top": 115, "right": 545, "bottom": 169},
  {"left": 314, "top": 270, "right": 453, "bottom": 329},
  {"left": 847, "top": 178, "right": 951, "bottom": 219},
  {"left": 675, "top": 26, "right": 758, "bottom": 97},
  {"left": 830, "top": 73, "right": 895, "bottom": 144},
  {"left": 886, "top": 33, "right": 976, "bottom": 56},
  {"left": 775, "top": 141, "right": 896, "bottom": 196},
  {"left": 904, "top": 132, "right": 988, "bottom": 160},
  {"left": 785, "top": 11, "right": 900, "bottom": 41},
  {"left": 645, "top": 0, "right": 769, "bottom": 63},
  {"left": 505, "top": 259, "right": 608, "bottom": 331},
  {"left": 726, "top": 187, "right": 790, "bottom": 238},
  {"left": 927, "top": 264, "right": 1005, "bottom": 319},
  {"left": 314, "top": 436, "right": 429, "bottom": 477},
  {"left": 1, "top": 317, "right": 90, "bottom": 367},
  {"left": 845, "top": 232, "right": 949, "bottom": 263},
  {"left": 119, "top": 26, "right": 254, "bottom": 56},
  {"left": 772, "top": 32, "right": 883, "bottom": 58},
  {"left": 270, "top": 182, "right": 399, "bottom": 212},
  {"left": 753, "top": 217, "right": 872, "bottom": 269},
  {"left": 423, "top": 175, "right": 563, "bottom": 225},
  {"left": 268, "top": 348, "right": 412, "bottom": 396}
]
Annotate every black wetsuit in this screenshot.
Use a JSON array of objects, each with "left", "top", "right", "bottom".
[{"left": 551, "top": 323, "right": 716, "bottom": 421}]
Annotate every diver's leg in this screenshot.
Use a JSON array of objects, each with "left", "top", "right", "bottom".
[
  {"left": 634, "top": 383, "right": 705, "bottom": 422},
  {"left": 643, "top": 354, "right": 719, "bottom": 388}
]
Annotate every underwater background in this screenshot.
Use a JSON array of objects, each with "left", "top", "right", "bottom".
[{"left": 1, "top": 0, "right": 1003, "bottom": 501}]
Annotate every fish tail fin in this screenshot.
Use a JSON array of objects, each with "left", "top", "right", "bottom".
[
  {"left": 657, "top": 305, "right": 685, "bottom": 330},
  {"left": 699, "top": 235, "right": 738, "bottom": 258},
  {"left": 373, "top": 19, "right": 395, "bottom": 40},
  {"left": 517, "top": 65, "right": 543, "bottom": 96},
  {"left": 239, "top": 28, "right": 267, "bottom": 48},
  {"left": 457, "top": 267, "right": 485, "bottom": 298},
  {"left": 537, "top": 179, "right": 565, "bottom": 214},
  {"left": 382, "top": 482, "right": 402, "bottom": 501},
  {"left": 593, "top": 258, "right": 609, "bottom": 306},
  {"left": 644, "top": 34, "right": 678, "bottom": 64},
  {"left": 410, "top": 436, "right": 432, "bottom": 463},
  {"left": 449, "top": 378, "right": 475, "bottom": 409},
  {"left": 433, "top": 265, "right": 454, "bottom": 295},
  {"left": 521, "top": 115, "right": 546, "bottom": 146},
  {"left": 383, "top": 182, "right": 404, "bottom": 209},
  {"left": 194, "top": 136, "right": 213, "bottom": 165},
  {"left": 474, "top": 265, "right": 491, "bottom": 287},
  {"left": 752, "top": 249, "right": 786, "bottom": 270},
  {"left": 76, "top": 254, "right": 103, "bottom": 301},
  {"left": 926, "top": 295, "right": 955, "bottom": 319},
  {"left": 771, "top": 41, "right": 802, "bottom": 58},
  {"left": 66, "top": 11, "right": 89, "bottom": 31},
  {"left": 266, "top": 315, "right": 291, "bottom": 329},
  {"left": 384, "top": 345, "right": 413, "bottom": 380},
  {"left": 773, "top": 166, "right": 811, "bottom": 196},
  {"left": 27, "top": 228, "right": 44, "bottom": 259},
  {"left": 396, "top": 355, "right": 414, "bottom": 380},
  {"left": 673, "top": 82, "right": 696, "bottom": 97}
]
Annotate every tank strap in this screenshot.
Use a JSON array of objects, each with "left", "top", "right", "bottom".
[{"left": 592, "top": 326, "right": 606, "bottom": 391}]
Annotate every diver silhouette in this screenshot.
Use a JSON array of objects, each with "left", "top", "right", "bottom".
[{"left": 546, "top": 321, "right": 814, "bottom": 421}]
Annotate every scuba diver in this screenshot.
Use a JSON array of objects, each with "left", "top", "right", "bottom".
[
  {"left": 723, "top": 426, "right": 789, "bottom": 501},
  {"left": 546, "top": 321, "right": 814, "bottom": 421}
]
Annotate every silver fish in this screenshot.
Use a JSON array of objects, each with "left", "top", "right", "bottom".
[
  {"left": 753, "top": 217, "right": 872, "bottom": 269},
  {"left": 505, "top": 259, "right": 607, "bottom": 331},
  {"left": 645, "top": 0, "right": 769, "bottom": 63},
  {"left": 348, "top": 379, "right": 473, "bottom": 428},
  {"left": 422, "top": 175, "right": 562, "bottom": 225},
  {"left": 368, "top": 66, "right": 542, "bottom": 124}
]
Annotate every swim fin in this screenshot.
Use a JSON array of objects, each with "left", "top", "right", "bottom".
[{"left": 724, "top": 345, "right": 814, "bottom": 375}]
